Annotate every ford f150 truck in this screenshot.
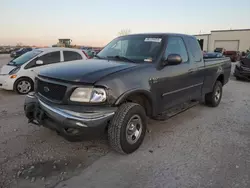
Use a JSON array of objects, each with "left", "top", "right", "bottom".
[{"left": 24, "top": 33, "right": 231, "bottom": 154}]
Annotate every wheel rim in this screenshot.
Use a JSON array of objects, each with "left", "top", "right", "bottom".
[
  {"left": 214, "top": 87, "right": 221, "bottom": 102},
  {"left": 126, "top": 114, "right": 143, "bottom": 145},
  {"left": 17, "top": 81, "right": 31, "bottom": 94}
]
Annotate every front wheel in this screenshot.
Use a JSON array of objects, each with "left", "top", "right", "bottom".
[
  {"left": 108, "top": 103, "right": 147, "bottom": 154},
  {"left": 205, "top": 81, "right": 222, "bottom": 107},
  {"left": 14, "top": 78, "right": 33, "bottom": 94}
]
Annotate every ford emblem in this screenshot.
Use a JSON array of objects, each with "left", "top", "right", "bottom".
[{"left": 44, "top": 86, "right": 50, "bottom": 92}]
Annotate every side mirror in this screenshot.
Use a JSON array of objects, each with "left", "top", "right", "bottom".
[
  {"left": 36, "top": 60, "right": 43, "bottom": 65},
  {"left": 163, "top": 54, "right": 182, "bottom": 66}
]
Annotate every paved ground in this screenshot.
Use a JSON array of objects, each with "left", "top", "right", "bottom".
[{"left": 0, "top": 54, "right": 249, "bottom": 188}]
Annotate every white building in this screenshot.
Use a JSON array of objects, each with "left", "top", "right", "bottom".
[{"left": 194, "top": 29, "right": 250, "bottom": 52}]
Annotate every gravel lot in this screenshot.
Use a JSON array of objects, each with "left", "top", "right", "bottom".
[
  {"left": 0, "top": 55, "right": 109, "bottom": 188},
  {"left": 0, "top": 54, "right": 249, "bottom": 188}
]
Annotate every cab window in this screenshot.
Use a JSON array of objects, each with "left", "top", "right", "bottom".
[
  {"left": 63, "top": 51, "right": 82, "bottom": 61},
  {"left": 39, "top": 51, "right": 60, "bottom": 64},
  {"left": 187, "top": 37, "right": 202, "bottom": 62},
  {"left": 164, "top": 36, "right": 188, "bottom": 63},
  {"left": 24, "top": 51, "right": 60, "bottom": 69}
]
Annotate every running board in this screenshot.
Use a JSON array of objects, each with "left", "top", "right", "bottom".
[{"left": 154, "top": 101, "right": 199, "bottom": 121}]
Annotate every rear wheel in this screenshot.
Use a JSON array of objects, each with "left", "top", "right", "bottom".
[
  {"left": 205, "top": 81, "right": 222, "bottom": 107},
  {"left": 14, "top": 78, "right": 33, "bottom": 94},
  {"left": 108, "top": 102, "right": 147, "bottom": 154}
]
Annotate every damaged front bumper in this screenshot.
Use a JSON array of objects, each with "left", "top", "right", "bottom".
[{"left": 24, "top": 92, "right": 117, "bottom": 140}]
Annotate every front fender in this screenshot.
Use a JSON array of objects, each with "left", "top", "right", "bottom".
[{"left": 114, "top": 88, "right": 153, "bottom": 105}]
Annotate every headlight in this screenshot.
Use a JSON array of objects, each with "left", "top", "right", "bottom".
[
  {"left": 70, "top": 87, "right": 107, "bottom": 103},
  {"left": 9, "top": 67, "right": 20, "bottom": 75}
]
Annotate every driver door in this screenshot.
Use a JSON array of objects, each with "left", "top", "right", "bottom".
[{"left": 153, "top": 36, "right": 194, "bottom": 112}]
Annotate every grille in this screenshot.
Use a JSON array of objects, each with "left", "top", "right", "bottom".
[{"left": 37, "top": 79, "right": 67, "bottom": 101}]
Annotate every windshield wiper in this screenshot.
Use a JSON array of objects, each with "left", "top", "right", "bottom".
[{"left": 107, "top": 55, "right": 136, "bottom": 63}]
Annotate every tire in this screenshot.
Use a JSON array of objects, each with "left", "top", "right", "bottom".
[
  {"left": 205, "top": 81, "right": 222, "bottom": 107},
  {"left": 108, "top": 102, "right": 147, "bottom": 154},
  {"left": 14, "top": 78, "right": 33, "bottom": 95}
]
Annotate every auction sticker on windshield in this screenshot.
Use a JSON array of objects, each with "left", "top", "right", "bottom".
[{"left": 144, "top": 38, "right": 162, "bottom": 42}]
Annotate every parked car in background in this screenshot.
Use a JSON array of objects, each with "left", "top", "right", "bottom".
[
  {"left": 93, "top": 48, "right": 102, "bottom": 54},
  {"left": 82, "top": 49, "right": 93, "bottom": 58},
  {"left": 10, "top": 47, "right": 33, "bottom": 58},
  {"left": 214, "top": 48, "right": 226, "bottom": 54},
  {"left": 0, "top": 47, "right": 4, "bottom": 54},
  {"left": 0, "top": 47, "right": 88, "bottom": 94},
  {"left": 240, "top": 51, "right": 247, "bottom": 60},
  {"left": 24, "top": 33, "right": 231, "bottom": 154},
  {"left": 223, "top": 51, "right": 240, "bottom": 62},
  {"left": 10, "top": 49, "right": 18, "bottom": 57},
  {"left": 234, "top": 53, "right": 250, "bottom": 80},
  {"left": 81, "top": 47, "right": 92, "bottom": 51},
  {"left": 203, "top": 52, "right": 223, "bottom": 59},
  {"left": 10, "top": 47, "right": 20, "bottom": 53},
  {"left": 0, "top": 47, "right": 13, "bottom": 54}
]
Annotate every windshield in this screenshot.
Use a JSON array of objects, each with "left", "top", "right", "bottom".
[
  {"left": 97, "top": 35, "right": 163, "bottom": 63},
  {"left": 8, "top": 50, "right": 42, "bottom": 66}
]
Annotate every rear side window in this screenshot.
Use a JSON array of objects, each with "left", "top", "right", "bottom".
[
  {"left": 39, "top": 51, "right": 60, "bottom": 64},
  {"left": 63, "top": 51, "right": 82, "bottom": 62},
  {"left": 164, "top": 36, "right": 188, "bottom": 63},
  {"left": 187, "top": 37, "right": 202, "bottom": 62}
]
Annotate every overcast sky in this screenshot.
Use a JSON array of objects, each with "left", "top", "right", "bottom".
[{"left": 1, "top": 0, "right": 250, "bottom": 46}]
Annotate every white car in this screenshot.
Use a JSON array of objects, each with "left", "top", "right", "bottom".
[{"left": 0, "top": 47, "right": 88, "bottom": 94}]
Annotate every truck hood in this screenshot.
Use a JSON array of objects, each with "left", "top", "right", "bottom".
[
  {"left": 0, "top": 65, "right": 16, "bottom": 75},
  {"left": 39, "top": 59, "right": 138, "bottom": 83}
]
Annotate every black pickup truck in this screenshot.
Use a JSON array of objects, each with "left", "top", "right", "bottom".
[{"left": 24, "top": 33, "right": 231, "bottom": 154}]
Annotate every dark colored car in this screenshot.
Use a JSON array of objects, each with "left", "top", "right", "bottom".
[
  {"left": 10, "top": 48, "right": 19, "bottom": 57},
  {"left": 10, "top": 47, "right": 33, "bottom": 58},
  {"left": 204, "top": 52, "right": 223, "bottom": 59},
  {"left": 240, "top": 51, "right": 247, "bottom": 60},
  {"left": 214, "top": 48, "right": 226, "bottom": 53},
  {"left": 223, "top": 51, "right": 240, "bottom": 62},
  {"left": 24, "top": 33, "right": 231, "bottom": 154},
  {"left": 234, "top": 53, "right": 250, "bottom": 80}
]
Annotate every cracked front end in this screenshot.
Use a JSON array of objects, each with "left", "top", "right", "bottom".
[{"left": 24, "top": 91, "right": 117, "bottom": 141}]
